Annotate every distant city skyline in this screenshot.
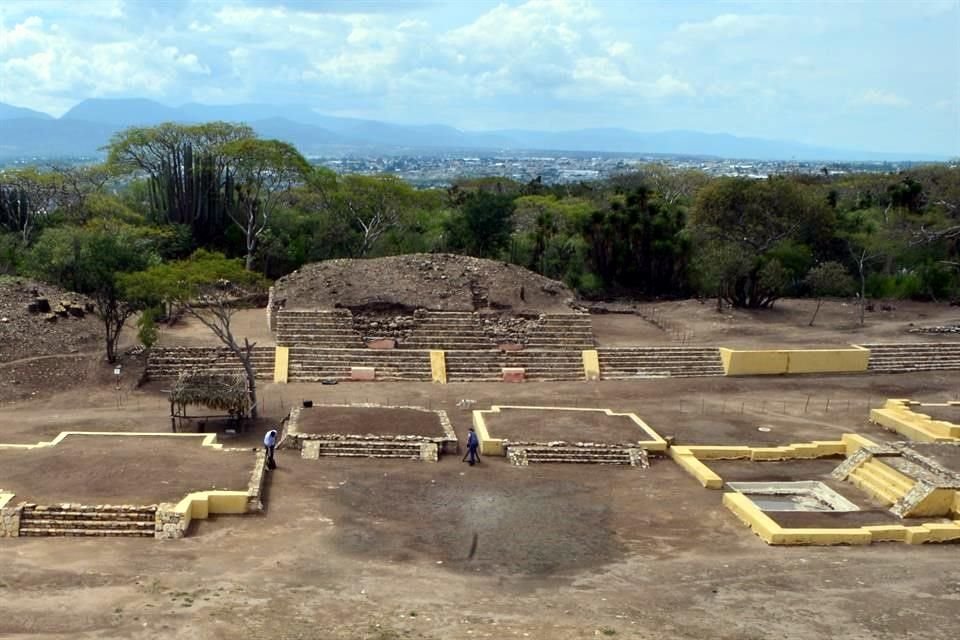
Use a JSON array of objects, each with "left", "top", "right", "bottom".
[{"left": 0, "top": 0, "right": 957, "bottom": 156}]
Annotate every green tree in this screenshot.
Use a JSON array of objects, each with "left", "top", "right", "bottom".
[
  {"left": 690, "top": 177, "right": 832, "bottom": 308},
  {"left": 445, "top": 191, "right": 515, "bottom": 258},
  {"left": 121, "top": 251, "right": 270, "bottom": 418},
  {"left": 804, "top": 261, "right": 855, "bottom": 326},
  {"left": 0, "top": 168, "right": 66, "bottom": 243},
  {"left": 218, "top": 138, "right": 311, "bottom": 270},
  {"left": 27, "top": 221, "right": 161, "bottom": 362},
  {"left": 325, "top": 174, "right": 425, "bottom": 257},
  {"left": 107, "top": 122, "right": 255, "bottom": 247}
]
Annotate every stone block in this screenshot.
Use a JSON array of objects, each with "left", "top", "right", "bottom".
[
  {"left": 350, "top": 366, "right": 376, "bottom": 381},
  {"left": 498, "top": 343, "right": 524, "bottom": 351},
  {"left": 419, "top": 442, "right": 439, "bottom": 462},
  {"left": 366, "top": 338, "right": 396, "bottom": 349},
  {"left": 502, "top": 367, "right": 525, "bottom": 382},
  {"left": 302, "top": 440, "right": 321, "bottom": 460}
]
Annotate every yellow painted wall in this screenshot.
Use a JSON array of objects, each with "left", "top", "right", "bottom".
[
  {"left": 720, "top": 346, "right": 869, "bottom": 376},
  {"left": 0, "top": 493, "right": 13, "bottom": 509},
  {"left": 273, "top": 346, "right": 289, "bottom": 383},
  {"left": 904, "top": 488, "right": 958, "bottom": 518},
  {"left": 669, "top": 447, "right": 724, "bottom": 488},
  {"left": 720, "top": 348, "right": 788, "bottom": 375},
  {"left": 870, "top": 399, "right": 960, "bottom": 442},
  {"left": 582, "top": 349, "right": 600, "bottom": 381},
  {"left": 722, "top": 492, "right": 960, "bottom": 546},
  {"left": 430, "top": 350, "right": 447, "bottom": 384},
  {"left": 471, "top": 411, "right": 504, "bottom": 456}
]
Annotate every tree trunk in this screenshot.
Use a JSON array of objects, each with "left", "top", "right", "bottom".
[
  {"left": 104, "top": 316, "right": 117, "bottom": 363},
  {"left": 859, "top": 261, "right": 867, "bottom": 327},
  {"left": 809, "top": 297, "right": 823, "bottom": 326},
  {"left": 241, "top": 338, "right": 258, "bottom": 418}
]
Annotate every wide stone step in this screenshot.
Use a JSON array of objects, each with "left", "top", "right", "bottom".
[
  {"left": 522, "top": 456, "right": 632, "bottom": 464},
  {"left": 19, "top": 527, "right": 156, "bottom": 537},
  {"left": 23, "top": 519, "right": 155, "bottom": 530}
]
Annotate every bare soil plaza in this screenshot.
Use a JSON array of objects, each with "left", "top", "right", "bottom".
[{"left": 1, "top": 267, "right": 959, "bottom": 639}]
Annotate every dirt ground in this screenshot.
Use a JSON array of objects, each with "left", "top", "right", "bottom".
[
  {"left": 2, "top": 369, "right": 960, "bottom": 639},
  {"left": 916, "top": 405, "right": 960, "bottom": 424},
  {"left": 0, "top": 435, "right": 255, "bottom": 504},
  {"left": 610, "top": 297, "right": 960, "bottom": 347},
  {"left": 483, "top": 407, "right": 653, "bottom": 443},
  {"left": 906, "top": 443, "right": 960, "bottom": 474},
  {"left": 295, "top": 406, "right": 444, "bottom": 437}
]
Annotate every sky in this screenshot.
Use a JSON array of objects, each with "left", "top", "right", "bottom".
[{"left": 0, "top": 0, "right": 958, "bottom": 155}]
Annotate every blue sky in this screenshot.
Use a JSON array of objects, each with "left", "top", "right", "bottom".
[{"left": 0, "top": 0, "right": 957, "bottom": 155}]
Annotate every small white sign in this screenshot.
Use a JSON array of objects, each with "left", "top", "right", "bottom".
[{"left": 114, "top": 368, "right": 122, "bottom": 376}]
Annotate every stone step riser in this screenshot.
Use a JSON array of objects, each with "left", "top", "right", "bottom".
[
  {"left": 19, "top": 529, "right": 155, "bottom": 537},
  {"left": 22, "top": 519, "right": 154, "bottom": 530}
]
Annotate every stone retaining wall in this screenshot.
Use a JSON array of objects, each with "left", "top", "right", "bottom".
[
  {"left": 0, "top": 501, "right": 21, "bottom": 538},
  {"left": 285, "top": 404, "right": 458, "bottom": 455}
]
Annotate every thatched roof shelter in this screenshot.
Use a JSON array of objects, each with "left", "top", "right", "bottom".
[{"left": 170, "top": 370, "right": 251, "bottom": 418}]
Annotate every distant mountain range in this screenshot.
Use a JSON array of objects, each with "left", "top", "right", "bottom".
[{"left": 0, "top": 97, "right": 947, "bottom": 162}]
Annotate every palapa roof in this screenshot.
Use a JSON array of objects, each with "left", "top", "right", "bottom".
[{"left": 171, "top": 370, "right": 250, "bottom": 416}]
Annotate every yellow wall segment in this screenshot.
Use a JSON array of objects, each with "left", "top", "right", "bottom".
[
  {"left": 581, "top": 349, "right": 600, "bottom": 381},
  {"left": 904, "top": 489, "right": 959, "bottom": 518},
  {"left": 720, "top": 346, "right": 870, "bottom": 376},
  {"left": 842, "top": 433, "right": 881, "bottom": 455},
  {"left": 430, "top": 350, "right": 447, "bottom": 384},
  {"left": 723, "top": 492, "right": 960, "bottom": 545},
  {"left": 669, "top": 447, "right": 723, "bottom": 488},
  {"left": 273, "top": 346, "right": 289, "bottom": 383},
  {"left": 172, "top": 490, "right": 250, "bottom": 531},
  {"left": 0, "top": 431, "right": 223, "bottom": 451},
  {"left": 0, "top": 493, "right": 14, "bottom": 509},
  {"left": 471, "top": 410, "right": 504, "bottom": 456},
  {"left": 870, "top": 399, "right": 960, "bottom": 442},
  {"left": 472, "top": 405, "right": 668, "bottom": 454}
]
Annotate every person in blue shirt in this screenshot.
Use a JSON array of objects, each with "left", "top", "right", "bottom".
[
  {"left": 264, "top": 429, "right": 278, "bottom": 470},
  {"left": 465, "top": 427, "right": 480, "bottom": 466}
]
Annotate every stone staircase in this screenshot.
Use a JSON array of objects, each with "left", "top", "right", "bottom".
[
  {"left": 863, "top": 343, "right": 960, "bottom": 373},
  {"left": 400, "top": 312, "right": 492, "bottom": 350},
  {"left": 147, "top": 346, "right": 275, "bottom": 380},
  {"left": 507, "top": 444, "right": 643, "bottom": 465},
  {"left": 445, "top": 350, "right": 585, "bottom": 381},
  {"left": 597, "top": 346, "right": 725, "bottom": 379},
  {"left": 18, "top": 504, "right": 157, "bottom": 537},
  {"left": 846, "top": 458, "right": 916, "bottom": 505},
  {"left": 287, "top": 347, "right": 431, "bottom": 382},
  {"left": 276, "top": 309, "right": 364, "bottom": 347},
  {"left": 302, "top": 439, "right": 424, "bottom": 459},
  {"left": 525, "top": 314, "right": 595, "bottom": 349}
]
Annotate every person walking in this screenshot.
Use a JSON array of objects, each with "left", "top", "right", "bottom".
[
  {"left": 264, "top": 428, "right": 278, "bottom": 470},
  {"left": 465, "top": 427, "right": 480, "bottom": 466}
]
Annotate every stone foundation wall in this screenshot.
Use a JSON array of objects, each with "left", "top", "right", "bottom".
[
  {"left": 1, "top": 505, "right": 21, "bottom": 537},
  {"left": 284, "top": 404, "right": 458, "bottom": 454},
  {"left": 246, "top": 449, "right": 267, "bottom": 512},
  {"left": 155, "top": 507, "right": 186, "bottom": 540},
  {"left": 267, "top": 286, "right": 277, "bottom": 332}
]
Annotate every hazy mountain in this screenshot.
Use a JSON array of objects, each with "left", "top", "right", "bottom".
[
  {"left": 0, "top": 103, "right": 53, "bottom": 121},
  {"left": 61, "top": 98, "right": 182, "bottom": 127},
  {"left": 0, "top": 117, "right": 115, "bottom": 158},
  {"left": 0, "top": 98, "right": 947, "bottom": 161}
]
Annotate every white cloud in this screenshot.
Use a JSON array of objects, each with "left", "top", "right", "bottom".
[
  {"left": 648, "top": 74, "right": 695, "bottom": 98},
  {"left": 858, "top": 89, "right": 911, "bottom": 107},
  {"left": 663, "top": 13, "right": 790, "bottom": 54}
]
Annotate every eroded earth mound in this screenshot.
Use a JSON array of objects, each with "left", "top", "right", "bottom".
[
  {"left": 0, "top": 278, "right": 100, "bottom": 363},
  {"left": 272, "top": 253, "right": 578, "bottom": 314}
]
